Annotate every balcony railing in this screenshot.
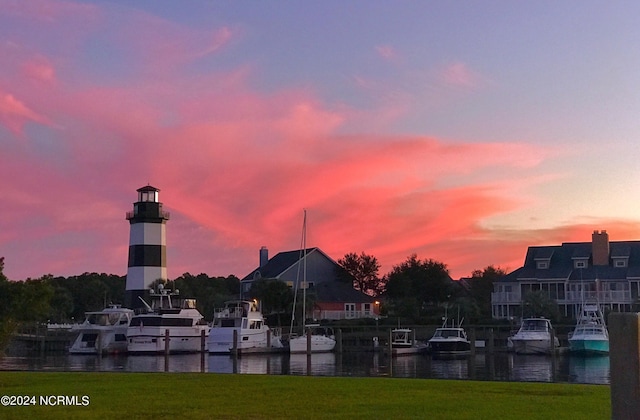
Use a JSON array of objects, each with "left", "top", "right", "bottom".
[
  {"left": 126, "top": 210, "right": 170, "bottom": 220},
  {"left": 492, "top": 290, "right": 634, "bottom": 305},
  {"left": 313, "top": 310, "right": 378, "bottom": 321}
]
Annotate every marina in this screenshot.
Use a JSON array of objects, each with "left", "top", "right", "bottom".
[{"left": 0, "top": 351, "right": 610, "bottom": 385}]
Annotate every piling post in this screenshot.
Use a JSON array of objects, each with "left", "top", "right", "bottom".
[
  {"left": 164, "top": 329, "right": 170, "bottom": 372},
  {"left": 231, "top": 329, "right": 238, "bottom": 357},
  {"left": 488, "top": 328, "right": 494, "bottom": 354},
  {"left": 267, "top": 329, "right": 271, "bottom": 349},
  {"left": 610, "top": 312, "right": 640, "bottom": 419},
  {"left": 200, "top": 329, "right": 206, "bottom": 372},
  {"left": 469, "top": 327, "right": 476, "bottom": 357},
  {"left": 336, "top": 328, "right": 342, "bottom": 353},
  {"left": 306, "top": 327, "right": 311, "bottom": 355}
]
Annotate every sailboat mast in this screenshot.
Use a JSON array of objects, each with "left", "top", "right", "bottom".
[{"left": 302, "top": 209, "right": 307, "bottom": 330}]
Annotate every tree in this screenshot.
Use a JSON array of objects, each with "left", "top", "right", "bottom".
[
  {"left": 468, "top": 266, "right": 506, "bottom": 320},
  {"left": 337, "top": 252, "right": 383, "bottom": 296},
  {"left": 249, "top": 279, "right": 293, "bottom": 326},
  {"left": 384, "top": 254, "right": 455, "bottom": 321},
  {"left": 522, "top": 290, "right": 561, "bottom": 322}
]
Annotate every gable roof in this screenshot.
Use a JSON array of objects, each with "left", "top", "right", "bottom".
[
  {"left": 501, "top": 240, "right": 640, "bottom": 282},
  {"left": 313, "top": 281, "right": 375, "bottom": 303},
  {"left": 242, "top": 247, "right": 335, "bottom": 281}
]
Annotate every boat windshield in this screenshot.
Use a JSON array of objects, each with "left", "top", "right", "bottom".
[
  {"left": 522, "top": 319, "right": 549, "bottom": 331},
  {"left": 434, "top": 329, "right": 462, "bottom": 338},
  {"left": 87, "top": 313, "right": 122, "bottom": 326}
]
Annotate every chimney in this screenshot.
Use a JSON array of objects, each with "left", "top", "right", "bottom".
[
  {"left": 259, "top": 246, "right": 268, "bottom": 268},
  {"left": 592, "top": 230, "right": 610, "bottom": 266}
]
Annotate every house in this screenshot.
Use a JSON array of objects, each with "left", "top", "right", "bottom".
[
  {"left": 492, "top": 230, "right": 640, "bottom": 320},
  {"left": 241, "top": 247, "right": 380, "bottom": 320}
]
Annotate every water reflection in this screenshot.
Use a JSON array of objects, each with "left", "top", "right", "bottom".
[{"left": 0, "top": 352, "right": 610, "bottom": 385}]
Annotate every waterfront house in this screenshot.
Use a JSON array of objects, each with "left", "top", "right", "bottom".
[
  {"left": 241, "top": 247, "right": 380, "bottom": 320},
  {"left": 492, "top": 230, "right": 640, "bottom": 320}
]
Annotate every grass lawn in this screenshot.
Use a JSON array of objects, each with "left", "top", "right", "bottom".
[{"left": 0, "top": 372, "right": 609, "bottom": 419}]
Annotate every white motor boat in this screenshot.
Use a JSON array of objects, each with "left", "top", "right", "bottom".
[
  {"left": 509, "top": 318, "right": 560, "bottom": 355},
  {"left": 207, "top": 300, "right": 284, "bottom": 354},
  {"left": 127, "top": 285, "right": 209, "bottom": 354},
  {"left": 390, "top": 328, "right": 428, "bottom": 356},
  {"left": 69, "top": 304, "right": 134, "bottom": 355}
]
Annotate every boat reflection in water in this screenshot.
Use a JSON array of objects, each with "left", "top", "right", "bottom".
[
  {"left": 288, "top": 353, "right": 337, "bottom": 376},
  {"left": 507, "top": 353, "right": 558, "bottom": 382},
  {"left": 208, "top": 354, "right": 286, "bottom": 375},
  {"left": 568, "top": 355, "right": 609, "bottom": 384},
  {"left": 0, "top": 352, "right": 609, "bottom": 385}
]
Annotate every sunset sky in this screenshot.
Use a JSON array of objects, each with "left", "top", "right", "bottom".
[{"left": 2, "top": 1, "right": 640, "bottom": 281}]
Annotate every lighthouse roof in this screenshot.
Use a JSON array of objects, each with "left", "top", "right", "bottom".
[{"left": 137, "top": 185, "right": 160, "bottom": 192}]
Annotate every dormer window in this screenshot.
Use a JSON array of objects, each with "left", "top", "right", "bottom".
[
  {"left": 614, "top": 258, "right": 628, "bottom": 268},
  {"left": 537, "top": 261, "right": 549, "bottom": 269},
  {"left": 574, "top": 260, "right": 587, "bottom": 269}
]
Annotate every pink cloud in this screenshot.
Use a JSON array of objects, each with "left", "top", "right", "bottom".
[
  {"left": 0, "top": 90, "right": 50, "bottom": 135},
  {"left": 22, "top": 56, "right": 56, "bottom": 83},
  {"left": 375, "top": 45, "right": 397, "bottom": 61},
  {"left": 440, "top": 62, "right": 482, "bottom": 89},
  {"left": 1, "top": 0, "right": 629, "bottom": 284}
]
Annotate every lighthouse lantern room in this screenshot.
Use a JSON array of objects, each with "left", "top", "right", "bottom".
[{"left": 124, "top": 185, "right": 170, "bottom": 309}]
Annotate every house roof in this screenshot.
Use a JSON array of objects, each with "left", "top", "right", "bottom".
[
  {"left": 242, "top": 248, "right": 321, "bottom": 281},
  {"left": 313, "top": 281, "right": 375, "bottom": 303},
  {"left": 501, "top": 240, "right": 640, "bottom": 282}
]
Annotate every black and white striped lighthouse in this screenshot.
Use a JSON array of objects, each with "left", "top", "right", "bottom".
[{"left": 124, "top": 185, "right": 170, "bottom": 309}]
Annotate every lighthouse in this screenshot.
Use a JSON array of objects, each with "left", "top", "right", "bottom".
[{"left": 124, "top": 185, "right": 170, "bottom": 309}]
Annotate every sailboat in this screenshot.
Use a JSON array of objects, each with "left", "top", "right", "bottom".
[{"left": 288, "top": 210, "right": 336, "bottom": 354}]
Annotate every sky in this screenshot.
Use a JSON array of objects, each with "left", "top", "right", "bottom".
[{"left": 3, "top": 0, "right": 640, "bottom": 281}]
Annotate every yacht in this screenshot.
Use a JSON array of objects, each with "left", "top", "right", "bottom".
[
  {"left": 509, "top": 317, "right": 560, "bottom": 355},
  {"left": 127, "top": 285, "right": 209, "bottom": 354},
  {"left": 427, "top": 322, "right": 471, "bottom": 356},
  {"left": 568, "top": 303, "right": 609, "bottom": 355},
  {"left": 69, "top": 304, "right": 134, "bottom": 354},
  {"left": 207, "top": 300, "right": 284, "bottom": 354}
]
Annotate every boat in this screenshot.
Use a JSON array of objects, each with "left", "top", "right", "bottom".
[
  {"left": 207, "top": 300, "right": 284, "bottom": 354},
  {"left": 289, "top": 324, "right": 336, "bottom": 354},
  {"left": 389, "top": 327, "right": 428, "bottom": 355},
  {"left": 426, "top": 319, "right": 471, "bottom": 356},
  {"left": 127, "top": 284, "right": 209, "bottom": 354},
  {"left": 568, "top": 303, "right": 609, "bottom": 355},
  {"left": 509, "top": 317, "right": 560, "bottom": 355},
  {"left": 69, "top": 304, "right": 134, "bottom": 355},
  {"left": 288, "top": 210, "right": 336, "bottom": 354}
]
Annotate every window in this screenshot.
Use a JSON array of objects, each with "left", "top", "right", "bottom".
[
  {"left": 363, "top": 303, "right": 371, "bottom": 316},
  {"left": 575, "top": 260, "right": 587, "bottom": 269},
  {"left": 345, "top": 303, "right": 356, "bottom": 319},
  {"left": 537, "top": 261, "right": 549, "bottom": 269},
  {"left": 614, "top": 259, "right": 627, "bottom": 267}
]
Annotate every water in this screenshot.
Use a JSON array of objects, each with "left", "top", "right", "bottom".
[{"left": 0, "top": 352, "right": 610, "bottom": 385}]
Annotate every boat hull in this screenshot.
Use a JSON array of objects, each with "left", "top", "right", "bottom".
[
  {"left": 511, "top": 338, "right": 556, "bottom": 355},
  {"left": 289, "top": 335, "right": 336, "bottom": 353},
  {"left": 568, "top": 338, "right": 609, "bottom": 355},
  {"left": 127, "top": 326, "right": 209, "bottom": 354},
  {"left": 427, "top": 340, "right": 471, "bottom": 356},
  {"left": 69, "top": 328, "right": 129, "bottom": 355},
  {"left": 208, "top": 327, "right": 284, "bottom": 354}
]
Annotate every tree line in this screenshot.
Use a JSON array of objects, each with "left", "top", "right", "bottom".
[{"left": 0, "top": 251, "right": 563, "bottom": 349}]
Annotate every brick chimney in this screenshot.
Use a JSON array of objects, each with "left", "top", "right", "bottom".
[
  {"left": 259, "top": 246, "right": 268, "bottom": 268},
  {"left": 592, "top": 230, "right": 610, "bottom": 266}
]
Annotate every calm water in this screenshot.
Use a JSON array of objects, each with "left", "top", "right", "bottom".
[{"left": 0, "top": 352, "right": 610, "bottom": 385}]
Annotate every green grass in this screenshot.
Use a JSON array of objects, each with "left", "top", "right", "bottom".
[{"left": 0, "top": 372, "right": 609, "bottom": 419}]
